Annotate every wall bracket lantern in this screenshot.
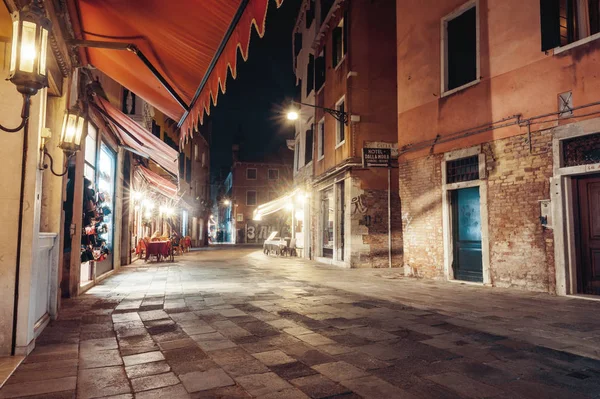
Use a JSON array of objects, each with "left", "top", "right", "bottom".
[
  {"left": 40, "top": 105, "right": 86, "bottom": 176},
  {"left": 0, "top": 1, "right": 51, "bottom": 133},
  {"left": 286, "top": 101, "right": 349, "bottom": 125}
]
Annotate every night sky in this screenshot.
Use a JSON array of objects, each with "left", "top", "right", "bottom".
[{"left": 209, "top": 0, "right": 302, "bottom": 180}]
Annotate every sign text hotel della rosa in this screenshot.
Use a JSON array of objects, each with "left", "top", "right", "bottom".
[{"left": 362, "top": 141, "right": 398, "bottom": 168}]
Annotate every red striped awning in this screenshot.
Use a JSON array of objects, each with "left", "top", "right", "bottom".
[
  {"left": 136, "top": 165, "right": 178, "bottom": 199},
  {"left": 68, "top": 0, "right": 284, "bottom": 145},
  {"left": 93, "top": 95, "right": 179, "bottom": 177}
]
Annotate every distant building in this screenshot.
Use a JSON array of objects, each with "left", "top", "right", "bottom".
[
  {"left": 291, "top": 0, "right": 400, "bottom": 267},
  {"left": 223, "top": 145, "right": 293, "bottom": 244}
]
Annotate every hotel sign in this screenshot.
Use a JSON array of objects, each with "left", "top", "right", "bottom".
[{"left": 362, "top": 142, "right": 398, "bottom": 168}]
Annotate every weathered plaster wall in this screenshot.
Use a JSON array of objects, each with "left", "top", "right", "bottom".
[{"left": 396, "top": 0, "right": 600, "bottom": 159}]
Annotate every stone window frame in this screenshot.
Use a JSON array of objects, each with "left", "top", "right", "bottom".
[
  {"left": 440, "top": 0, "right": 481, "bottom": 97},
  {"left": 441, "top": 145, "right": 491, "bottom": 285},
  {"left": 551, "top": 119, "right": 600, "bottom": 297}
]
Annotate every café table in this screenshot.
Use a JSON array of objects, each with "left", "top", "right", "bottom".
[{"left": 145, "top": 241, "right": 170, "bottom": 262}]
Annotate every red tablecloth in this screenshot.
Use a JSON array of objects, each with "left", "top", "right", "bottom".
[{"left": 145, "top": 241, "right": 170, "bottom": 261}]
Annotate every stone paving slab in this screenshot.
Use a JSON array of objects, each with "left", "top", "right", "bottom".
[{"left": 2, "top": 247, "right": 600, "bottom": 398}]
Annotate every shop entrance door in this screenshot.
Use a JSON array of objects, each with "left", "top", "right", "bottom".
[
  {"left": 451, "top": 187, "right": 483, "bottom": 282},
  {"left": 576, "top": 175, "right": 600, "bottom": 295}
]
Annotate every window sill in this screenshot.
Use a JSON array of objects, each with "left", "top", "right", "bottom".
[
  {"left": 441, "top": 79, "right": 480, "bottom": 98},
  {"left": 335, "top": 140, "right": 346, "bottom": 149},
  {"left": 316, "top": 85, "right": 325, "bottom": 96},
  {"left": 318, "top": 155, "right": 324, "bottom": 161},
  {"left": 553, "top": 32, "right": 600, "bottom": 55},
  {"left": 334, "top": 55, "right": 346, "bottom": 71}
]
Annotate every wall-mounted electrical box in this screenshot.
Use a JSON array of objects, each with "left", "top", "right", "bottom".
[{"left": 539, "top": 199, "right": 552, "bottom": 229}]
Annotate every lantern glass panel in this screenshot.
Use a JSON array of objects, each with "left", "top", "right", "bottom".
[
  {"left": 39, "top": 28, "right": 48, "bottom": 76},
  {"left": 20, "top": 21, "right": 36, "bottom": 73},
  {"left": 74, "top": 115, "right": 85, "bottom": 146},
  {"left": 10, "top": 20, "right": 18, "bottom": 73},
  {"left": 64, "top": 113, "right": 78, "bottom": 144}
]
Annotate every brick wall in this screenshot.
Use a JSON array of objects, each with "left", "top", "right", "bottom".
[
  {"left": 399, "top": 130, "right": 556, "bottom": 292},
  {"left": 398, "top": 154, "right": 444, "bottom": 278},
  {"left": 357, "top": 188, "right": 403, "bottom": 268},
  {"left": 484, "top": 130, "right": 555, "bottom": 292}
]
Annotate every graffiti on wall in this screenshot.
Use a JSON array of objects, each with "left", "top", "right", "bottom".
[{"left": 351, "top": 195, "right": 368, "bottom": 215}]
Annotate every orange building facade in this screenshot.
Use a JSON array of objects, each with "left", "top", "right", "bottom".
[
  {"left": 396, "top": 0, "right": 600, "bottom": 295},
  {"left": 292, "top": 0, "right": 402, "bottom": 267}
]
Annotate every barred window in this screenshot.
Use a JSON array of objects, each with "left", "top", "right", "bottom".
[{"left": 446, "top": 155, "right": 479, "bottom": 184}]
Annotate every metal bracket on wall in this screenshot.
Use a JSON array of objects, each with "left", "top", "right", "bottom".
[{"left": 68, "top": 40, "right": 190, "bottom": 112}]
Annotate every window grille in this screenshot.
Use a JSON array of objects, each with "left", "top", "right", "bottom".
[{"left": 446, "top": 155, "right": 479, "bottom": 184}]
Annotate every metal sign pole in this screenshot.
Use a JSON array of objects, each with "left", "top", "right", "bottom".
[{"left": 388, "top": 166, "right": 392, "bottom": 268}]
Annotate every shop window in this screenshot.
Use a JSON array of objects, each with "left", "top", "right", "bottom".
[
  {"left": 268, "top": 169, "right": 279, "bottom": 180},
  {"left": 541, "top": 0, "right": 600, "bottom": 50},
  {"left": 442, "top": 2, "right": 478, "bottom": 92},
  {"left": 335, "top": 97, "right": 345, "bottom": 145},
  {"left": 305, "top": 125, "right": 314, "bottom": 164},
  {"left": 247, "top": 168, "right": 257, "bottom": 180},
  {"left": 332, "top": 16, "right": 347, "bottom": 68},
  {"left": 318, "top": 118, "right": 325, "bottom": 159},
  {"left": 321, "top": 188, "right": 334, "bottom": 258},
  {"left": 446, "top": 155, "right": 480, "bottom": 184},
  {"left": 247, "top": 190, "right": 257, "bottom": 205},
  {"left": 307, "top": 54, "right": 314, "bottom": 96},
  {"left": 315, "top": 48, "right": 326, "bottom": 91}
]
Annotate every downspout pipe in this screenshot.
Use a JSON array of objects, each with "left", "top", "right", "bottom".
[{"left": 11, "top": 118, "right": 29, "bottom": 356}]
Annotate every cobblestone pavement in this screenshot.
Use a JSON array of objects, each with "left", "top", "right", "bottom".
[{"left": 2, "top": 247, "right": 600, "bottom": 398}]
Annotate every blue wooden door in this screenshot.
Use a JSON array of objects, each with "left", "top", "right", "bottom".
[{"left": 451, "top": 187, "right": 483, "bottom": 282}]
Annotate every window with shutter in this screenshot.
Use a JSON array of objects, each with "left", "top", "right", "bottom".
[
  {"left": 306, "top": 0, "right": 315, "bottom": 28},
  {"left": 332, "top": 18, "right": 345, "bottom": 67},
  {"left": 305, "top": 125, "right": 314, "bottom": 164},
  {"left": 315, "top": 48, "right": 326, "bottom": 91},
  {"left": 541, "top": 0, "right": 600, "bottom": 50},
  {"left": 307, "top": 54, "right": 315, "bottom": 96},
  {"left": 443, "top": 4, "right": 477, "bottom": 92}
]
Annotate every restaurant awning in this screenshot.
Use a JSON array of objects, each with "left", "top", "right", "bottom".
[
  {"left": 254, "top": 188, "right": 301, "bottom": 219},
  {"left": 67, "top": 0, "right": 285, "bottom": 144},
  {"left": 136, "top": 165, "right": 179, "bottom": 200},
  {"left": 92, "top": 95, "right": 179, "bottom": 177}
]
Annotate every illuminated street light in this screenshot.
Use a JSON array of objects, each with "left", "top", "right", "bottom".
[
  {"left": 286, "top": 110, "right": 299, "bottom": 121},
  {"left": 223, "top": 199, "right": 231, "bottom": 205}
]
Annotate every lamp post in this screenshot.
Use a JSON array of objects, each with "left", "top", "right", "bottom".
[{"left": 1, "top": 1, "right": 51, "bottom": 133}]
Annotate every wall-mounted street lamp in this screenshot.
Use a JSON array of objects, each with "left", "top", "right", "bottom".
[
  {"left": 286, "top": 101, "right": 349, "bottom": 125},
  {"left": 1, "top": 1, "right": 51, "bottom": 133},
  {"left": 40, "top": 105, "right": 86, "bottom": 176}
]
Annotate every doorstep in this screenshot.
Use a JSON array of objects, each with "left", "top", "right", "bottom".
[{"left": 0, "top": 356, "right": 24, "bottom": 388}]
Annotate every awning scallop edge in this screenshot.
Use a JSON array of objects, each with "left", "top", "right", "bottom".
[{"left": 179, "top": 0, "right": 284, "bottom": 144}]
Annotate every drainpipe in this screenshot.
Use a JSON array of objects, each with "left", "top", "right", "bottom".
[
  {"left": 388, "top": 167, "right": 392, "bottom": 268},
  {"left": 11, "top": 118, "right": 29, "bottom": 356}
]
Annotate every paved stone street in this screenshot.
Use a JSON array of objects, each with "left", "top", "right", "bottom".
[{"left": 2, "top": 247, "right": 600, "bottom": 398}]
